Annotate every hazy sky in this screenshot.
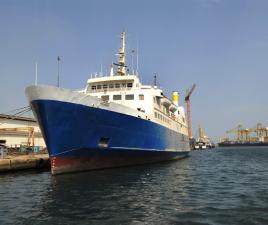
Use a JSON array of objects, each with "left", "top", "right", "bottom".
[{"left": 0, "top": 0, "right": 267, "bottom": 141}]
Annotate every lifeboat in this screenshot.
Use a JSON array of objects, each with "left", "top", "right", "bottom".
[
  {"left": 169, "top": 104, "right": 177, "bottom": 113},
  {"left": 160, "top": 98, "right": 171, "bottom": 107}
]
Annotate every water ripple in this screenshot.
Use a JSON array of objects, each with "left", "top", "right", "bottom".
[{"left": 0, "top": 147, "right": 268, "bottom": 225}]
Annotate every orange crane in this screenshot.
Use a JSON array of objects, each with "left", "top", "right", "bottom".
[
  {"left": 185, "top": 84, "right": 196, "bottom": 139},
  {"left": 0, "top": 127, "right": 35, "bottom": 147}
]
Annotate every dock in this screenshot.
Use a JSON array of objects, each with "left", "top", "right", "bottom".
[{"left": 0, "top": 153, "right": 50, "bottom": 173}]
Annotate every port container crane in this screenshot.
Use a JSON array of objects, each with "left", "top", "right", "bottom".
[
  {"left": 225, "top": 123, "right": 268, "bottom": 142},
  {"left": 226, "top": 125, "right": 255, "bottom": 141}
]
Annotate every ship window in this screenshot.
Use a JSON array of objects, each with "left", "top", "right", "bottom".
[
  {"left": 125, "top": 94, "right": 134, "bottom": 100},
  {"left": 154, "top": 112, "right": 157, "bottom": 118},
  {"left": 127, "top": 83, "right": 133, "bottom": 88},
  {"left": 109, "top": 84, "right": 114, "bottom": 88},
  {"left": 101, "top": 95, "right": 109, "bottom": 101},
  {"left": 122, "top": 83, "right": 126, "bottom": 88},
  {"left": 91, "top": 86, "right": 96, "bottom": 90},
  {"left": 139, "top": 94, "right": 144, "bottom": 100},
  {"left": 97, "top": 85, "right": 102, "bottom": 89},
  {"left": 113, "top": 95, "right": 121, "bottom": 100},
  {"left": 115, "top": 83, "right": 120, "bottom": 88},
  {"left": 103, "top": 84, "right": 108, "bottom": 89}
]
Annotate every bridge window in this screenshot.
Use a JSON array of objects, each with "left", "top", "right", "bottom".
[
  {"left": 127, "top": 83, "right": 133, "bottom": 88},
  {"left": 97, "top": 85, "right": 102, "bottom": 90},
  {"left": 139, "top": 94, "right": 144, "bottom": 100},
  {"left": 125, "top": 94, "right": 134, "bottom": 100},
  {"left": 109, "top": 84, "right": 114, "bottom": 89},
  {"left": 115, "top": 83, "right": 120, "bottom": 88},
  {"left": 103, "top": 84, "right": 108, "bottom": 89},
  {"left": 91, "top": 86, "right": 96, "bottom": 90},
  {"left": 113, "top": 95, "right": 121, "bottom": 100}
]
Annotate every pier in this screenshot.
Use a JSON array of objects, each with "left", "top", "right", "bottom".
[{"left": 0, "top": 153, "right": 50, "bottom": 172}]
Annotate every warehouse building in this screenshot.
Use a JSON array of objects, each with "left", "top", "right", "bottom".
[{"left": 0, "top": 113, "right": 45, "bottom": 148}]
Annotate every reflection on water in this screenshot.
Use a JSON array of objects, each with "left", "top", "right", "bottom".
[
  {"left": 1, "top": 148, "right": 268, "bottom": 225},
  {"left": 47, "top": 159, "right": 193, "bottom": 225}
]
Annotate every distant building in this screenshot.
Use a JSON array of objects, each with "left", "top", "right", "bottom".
[{"left": 0, "top": 114, "right": 45, "bottom": 148}]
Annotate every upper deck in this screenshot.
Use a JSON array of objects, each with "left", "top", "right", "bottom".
[{"left": 82, "top": 31, "right": 188, "bottom": 135}]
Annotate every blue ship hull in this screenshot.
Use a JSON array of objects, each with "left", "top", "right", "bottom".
[{"left": 31, "top": 99, "right": 190, "bottom": 174}]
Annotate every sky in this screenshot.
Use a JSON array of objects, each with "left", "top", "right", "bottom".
[{"left": 0, "top": 0, "right": 267, "bottom": 141}]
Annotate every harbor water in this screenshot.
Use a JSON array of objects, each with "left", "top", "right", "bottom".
[{"left": 0, "top": 147, "right": 268, "bottom": 225}]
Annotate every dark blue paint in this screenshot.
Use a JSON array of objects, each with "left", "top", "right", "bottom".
[{"left": 31, "top": 100, "right": 189, "bottom": 157}]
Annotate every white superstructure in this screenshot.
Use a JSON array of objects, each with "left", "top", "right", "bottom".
[{"left": 81, "top": 32, "right": 188, "bottom": 136}]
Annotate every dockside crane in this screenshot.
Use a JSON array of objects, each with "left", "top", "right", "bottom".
[
  {"left": 185, "top": 84, "right": 196, "bottom": 139},
  {"left": 226, "top": 125, "right": 243, "bottom": 141},
  {"left": 224, "top": 123, "right": 268, "bottom": 142}
]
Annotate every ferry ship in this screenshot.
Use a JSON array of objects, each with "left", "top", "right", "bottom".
[{"left": 25, "top": 32, "right": 190, "bottom": 175}]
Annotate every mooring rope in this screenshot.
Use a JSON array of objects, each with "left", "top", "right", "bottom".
[{"left": 0, "top": 106, "right": 32, "bottom": 125}]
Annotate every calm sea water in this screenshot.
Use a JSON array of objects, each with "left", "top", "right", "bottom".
[{"left": 0, "top": 147, "right": 268, "bottom": 225}]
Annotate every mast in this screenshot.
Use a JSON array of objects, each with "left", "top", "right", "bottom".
[
  {"left": 117, "top": 31, "right": 126, "bottom": 76},
  {"left": 35, "top": 62, "right": 38, "bottom": 85}
]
